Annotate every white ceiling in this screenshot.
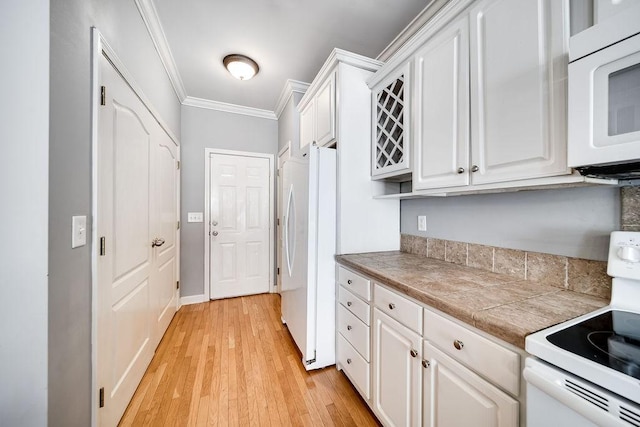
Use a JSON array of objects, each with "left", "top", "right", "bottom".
[{"left": 152, "top": 0, "right": 431, "bottom": 112}]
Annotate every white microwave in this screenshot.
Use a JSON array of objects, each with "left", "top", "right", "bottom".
[{"left": 568, "top": 1, "right": 640, "bottom": 170}]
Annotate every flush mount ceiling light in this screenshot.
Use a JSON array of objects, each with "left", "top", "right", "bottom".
[{"left": 223, "top": 54, "right": 259, "bottom": 80}]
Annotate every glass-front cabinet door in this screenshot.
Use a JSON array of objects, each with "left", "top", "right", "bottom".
[{"left": 371, "top": 62, "right": 411, "bottom": 180}]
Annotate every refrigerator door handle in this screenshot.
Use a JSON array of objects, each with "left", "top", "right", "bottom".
[{"left": 284, "top": 183, "right": 295, "bottom": 277}]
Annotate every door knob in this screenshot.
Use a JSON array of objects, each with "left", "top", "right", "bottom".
[
  {"left": 422, "top": 360, "right": 430, "bottom": 369},
  {"left": 388, "top": 303, "right": 396, "bottom": 310},
  {"left": 212, "top": 220, "right": 218, "bottom": 226},
  {"left": 151, "top": 237, "right": 165, "bottom": 247},
  {"left": 457, "top": 167, "right": 465, "bottom": 174},
  {"left": 410, "top": 349, "right": 418, "bottom": 358},
  {"left": 471, "top": 165, "right": 479, "bottom": 173},
  {"left": 212, "top": 231, "right": 219, "bottom": 236},
  {"left": 453, "top": 339, "right": 464, "bottom": 350},
  {"left": 347, "top": 301, "right": 352, "bottom": 307},
  {"left": 347, "top": 325, "right": 352, "bottom": 331}
]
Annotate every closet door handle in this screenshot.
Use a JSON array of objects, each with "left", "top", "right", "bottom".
[{"left": 151, "top": 237, "right": 165, "bottom": 247}]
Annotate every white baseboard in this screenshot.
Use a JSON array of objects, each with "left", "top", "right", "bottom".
[{"left": 179, "top": 294, "right": 208, "bottom": 307}]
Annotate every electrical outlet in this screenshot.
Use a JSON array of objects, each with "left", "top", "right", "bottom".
[{"left": 417, "top": 215, "right": 427, "bottom": 232}]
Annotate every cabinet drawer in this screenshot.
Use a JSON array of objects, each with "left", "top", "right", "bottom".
[
  {"left": 338, "top": 266, "right": 371, "bottom": 301},
  {"left": 423, "top": 309, "right": 520, "bottom": 396},
  {"left": 338, "top": 285, "right": 370, "bottom": 325},
  {"left": 337, "top": 334, "right": 370, "bottom": 400},
  {"left": 374, "top": 284, "right": 423, "bottom": 334},
  {"left": 337, "top": 305, "right": 370, "bottom": 361}
]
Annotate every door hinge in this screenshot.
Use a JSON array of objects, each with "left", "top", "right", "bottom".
[
  {"left": 277, "top": 218, "right": 280, "bottom": 226},
  {"left": 176, "top": 280, "right": 180, "bottom": 290},
  {"left": 100, "top": 86, "right": 106, "bottom": 106},
  {"left": 99, "top": 387, "right": 105, "bottom": 408},
  {"left": 277, "top": 169, "right": 280, "bottom": 177},
  {"left": 176, "top": 161, "right": 180, "bottom": 170},
  {"left": 99, "top": 237, "right": 106, "bottom": 256},
  {"left": 177, "top": 221, "right": 180, "bottom": 230},
  {"left": 277, "top": 267, "right": 280, "bottom": 275}
]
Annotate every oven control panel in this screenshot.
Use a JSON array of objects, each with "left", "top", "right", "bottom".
[{"left": 608, "top": 231, "right": 640, "bottom": 279}]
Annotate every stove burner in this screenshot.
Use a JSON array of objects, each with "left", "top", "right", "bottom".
[{"left": 547, "top": 310, "right": 640, "bottom": 381}]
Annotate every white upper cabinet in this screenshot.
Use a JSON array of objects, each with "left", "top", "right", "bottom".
[
  {"left": 299, "top": 71, "right": 336, "bottom": 150},
  {"left": 468, "top": 0, "right": 569, "bottom": 185},
  {"left": 371, "top": 63, "right": 411, "bottom": 179},
  {"left": 414, "top": 15, "right": 470, "bottom": 190},
  {"left": 413, "top": 0, "right": 570, "bottom": 191}
]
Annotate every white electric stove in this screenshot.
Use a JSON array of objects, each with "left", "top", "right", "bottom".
[{"left": 525, "top": 231, "right": 640, "bottom": 427}]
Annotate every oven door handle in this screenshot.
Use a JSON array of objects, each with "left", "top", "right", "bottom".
[{"left": 524, "top": 360, "right": 621, "bottom": 427}]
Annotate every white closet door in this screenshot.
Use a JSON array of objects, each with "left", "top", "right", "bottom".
[
  {"left": 149, "top": 132, "right": 179, "bottom": 349},
  {"left": 97, "top": 53, "right": 155, "bottom": 427}
]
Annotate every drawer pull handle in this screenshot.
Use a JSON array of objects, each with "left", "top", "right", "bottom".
[
  {"left": 347, "top": 358, "right": 352, "bottom": 364},
  {"left": 422, "top": 360, "right": 430, "bottom": 369},
  {"left": 347, "top": 325, "right": 352, "bottom": 331},
  {"left": 347, "top": 279, "right": 352, "bottom": 285},
  {"left": 454, "top": 340, "right": 464, "bottom": 350},
  {"left": 347, "top": 301, "right": 352, "bottom": 307},
  {"left": 388, "top": 303, "right": 396, "bottom": 310},
  {"left": 410, "top": 349, "right": 418, "bottom": 358}
]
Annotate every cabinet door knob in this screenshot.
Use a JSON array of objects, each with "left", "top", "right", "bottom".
[
  {"left": 410, "top": 349, "right": 418, "bottom": 358},
  {"left": 347, "top": 279, "right": 352, "bottom": 285},
  {"left": 422, "top": 360, "right": 430, "bottom": 369},
  {"left": 457, "top": 167, "right": 465, "bottom": 174},
  {"left": 347, "top": 301, "right": 352, "bottom": 307},
  {"left": 346, "top": 358, "right": 352, "bottom": 364},
  {"left": 347, "top": 325, "right": 352, "bottom": 331},
  {"left": 471, "top": 165, "right": 479, "bottom": 173},
  {"left": 388, "top": 303, "right": 396, "bottom": 310},
  {"left": 454, "top": 339, "right": 464, "bottom": 350}
]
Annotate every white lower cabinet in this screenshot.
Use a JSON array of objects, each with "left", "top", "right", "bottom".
[
  {"left": 422, "top": 341, "right": 519, "bottom": 427},
  {"left": 372, "top": 308, "right": 422, "bottom": 427},
  {"left": 337, "top": 269, "right": 522, "bottom": 427}
]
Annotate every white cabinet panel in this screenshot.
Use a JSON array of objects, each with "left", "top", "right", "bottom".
[
  {"left": 469, "top": 0, "right": 569, "bottom": 184},
  {"left": 300, "top": 99, "right": 315, "bottom": 150},
  {"left": 414, "top": 15, "right": 470, "bottom": 190},
  {"left": 423, "top": 341, "right": 519, "bottom": 427},
  {"left": 315, "top": 72, "right": 336, "bottom": 146},
  {"left": 373, "top": 308, "right": 422, "bottom": 427}
]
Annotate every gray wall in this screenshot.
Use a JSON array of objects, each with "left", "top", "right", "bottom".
[
  {"left": 401, "top": 186, "right": 620, "bottom": 261},
  {"left": 180, "top": 105, "right": 279, "bottom": 297},
  {"left": 278, "top": 92, "right": 304, "bottom": 156},
  {"left": 0, "top": 1, "right": 49, "bottom": 424},
  {"left": 49, "top": 0, "right": 181, "bottom": 425}
]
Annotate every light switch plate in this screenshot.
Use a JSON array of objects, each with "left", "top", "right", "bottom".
[
  {"left": 417, "top": 215, "right": 427, "bottom": 232},
  {"left": 187, "top": 212, "right": 204, "bottom": 223},
  {"left": 72, "top": 215, "right": 87, "bottom": 248}
]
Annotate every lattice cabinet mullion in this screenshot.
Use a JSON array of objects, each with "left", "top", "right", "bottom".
[{"left": 371, "top": 63, "right": 411, "bottom": 179}]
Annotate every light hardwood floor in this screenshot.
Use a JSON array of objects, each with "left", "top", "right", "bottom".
[{"left": 119, "top": 293, "right": 380, "bottom": 426}]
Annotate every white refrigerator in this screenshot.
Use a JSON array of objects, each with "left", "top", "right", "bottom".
[{"left": 281, "top": 145, "right": 336, "bottom": 370}]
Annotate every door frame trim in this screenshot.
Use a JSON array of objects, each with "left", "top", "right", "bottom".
[
  {"left": 203, "top": 148, "right": 275, "bottom": 301},
  {"left": 90, "top": 28, "right": 180, "bottom": 427},
  {"left": 275, "top": 142, "right": 291, "bottom": 294}
]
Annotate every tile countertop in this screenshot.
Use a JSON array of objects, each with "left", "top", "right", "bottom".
[{"left": 336, "top": 251, "right": 609, "bottom": 349}]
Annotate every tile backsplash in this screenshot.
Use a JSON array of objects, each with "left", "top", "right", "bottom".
[
  {"left": 400, "top": 234, "right": 611, "bottom": 300},
  {"left": 621, "top": 186, "right": 640, "bottom": 232}
]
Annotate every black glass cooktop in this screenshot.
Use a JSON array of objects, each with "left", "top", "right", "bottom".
[{"left": 547, "top": 310, "right": 640, "bottom": 380}]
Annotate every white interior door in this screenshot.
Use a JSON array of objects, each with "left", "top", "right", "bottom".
[
  {"left": 276, "top": 144, "right": 291, "bottom": 293},
  {"left": 97, "top": 54, "right": 155, "bottom": 427},
  {"left": 150, "top": 133, "right": 179, "bottom": 348},
  {"left": 209, "top": 153, "right": 271, "bottom": 299}
]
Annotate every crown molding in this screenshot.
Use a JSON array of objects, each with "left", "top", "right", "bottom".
[
  {"left": 299, "top": 48, "right": 384, "bottom": 109},
  {"left": 376, "top": 0, "right": 449, "bottom": 62},
  {"left": 183, "top": 96, "right": 277, "bottom": 120},
  {"left": 274, "top": 79, "right": 310, "bottom": 119},
  {"left": 134, "top": 0, "right": 187, "bottom": 102}
]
